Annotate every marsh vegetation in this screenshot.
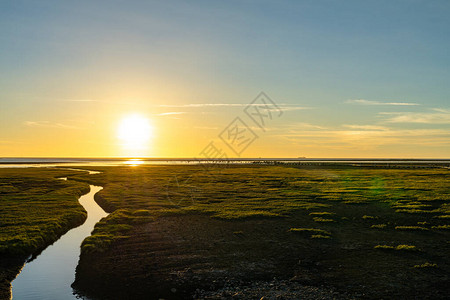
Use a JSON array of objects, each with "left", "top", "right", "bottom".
[
  {"left": 71, "top": 165, "right": 449, "bottom": 299},
  {"left": 0, "top": 168, "right": 91, "bottom": 299},
  {"left": 1, "top": 165, "right": 449, "bottom": 299}
]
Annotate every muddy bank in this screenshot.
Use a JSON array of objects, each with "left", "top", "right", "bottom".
[
  {"left": 0, "top": 257, "right": 24, "bottom": 299},
  {"left": 73, "top": 211, "right": 449, "bottom": 299},
  {"left": 73, "top": 213, "right": 339, "bottom": 299}
]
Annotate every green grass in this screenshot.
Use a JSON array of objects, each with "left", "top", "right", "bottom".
[
  {"left": 374, "top": 245, "right": 395, "bottom": 250},
  {"left": 395, "top": 226, "right": 429, "bottom": 231},
  {"left": 395, "top": 209, "right": 436, "bottom": 214},
  {"left": 68, "top": 165, "right": 450, "bottom": 222},
  {"left": 313, "top": 217, "right": 335, "bottom": 223},
  {"left": 0, "top": 168, "right": 90, "bottom": 255},
  {"left": 374, "top": 244, "right": 417, "bottom": 251},
  {"left": 309, "top": 212, "right": 335, "bottom": 216},
  {"left": 81, "top": 209, "right": 154, "bottom": 253},
  {"left": 62, "top": 165, "right": 450, "bottom": 258},
  {"left": 431, "top": 225, "right": 450, "bottom": 230},
  {"left": 60, "top": 165, "right": 450, "bottom": 300},
  {"left": 434, "top": 215, "right": 450, "bottom": 219},
  {"left": 395, "top": 244, "right": 417, "bottom": 251},
  {"left": 414, "top": 262, "right": 438, "bottom": 268},
  {"left": 311, "top": 234, "right": 331, "bottom": 239},
  {"left": 371, "top": 224, "right": 387, "bottom": 229},
  {"left": 362, "top": 215, "right": 377, "bottom": 219},
  {"left": 2, "top": 165, "right": 449, "bottom": 299},
  {"left": 289, "top": 227, "right": 332, "bottom": 239}
]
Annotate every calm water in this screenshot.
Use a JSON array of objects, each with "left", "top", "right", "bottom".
[
  {"left": 1, "top": 157, "right": 449, "bottom": 168},
  {"left": 1, "top": 157, "right": 450, "bottom": 170},
  {"left": 11, "top": 185, "right": 108, "bottom": 300}
]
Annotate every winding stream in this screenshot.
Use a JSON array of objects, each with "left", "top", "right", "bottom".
[{"left": 11, "top": 173, "right": 107, "bottom": 299}]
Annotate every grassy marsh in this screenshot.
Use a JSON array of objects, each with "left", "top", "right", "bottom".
[
  {"left": 0, "top": 168, "right": 91, "bottom": 255},
  {"left": 1, "top": 165, "right": 449, "bottom": 299},
  {"left": 0, "top": 168, "right": 91, "bottom": 298},
  {"left": 69, "top": 165, "right": 450, "bottom": 299}
]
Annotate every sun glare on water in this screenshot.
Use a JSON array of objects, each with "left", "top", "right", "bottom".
[{"left": 117, "top": 114, "right": 153, "bottom": 153}]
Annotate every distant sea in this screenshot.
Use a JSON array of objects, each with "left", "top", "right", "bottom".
[{"left": 0, "top": 157, "right": 449, "bottom": 168}]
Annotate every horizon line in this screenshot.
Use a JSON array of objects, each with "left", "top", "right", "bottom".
[{"left": 1, "top": 157, "right": 450, "bottom": 161}]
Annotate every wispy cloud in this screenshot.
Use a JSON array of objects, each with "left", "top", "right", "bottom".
[
  {"left": 24, "top": 121, "right": 82, "bottom": 129},
  {"left": 156, "top": 112, "right": 186, "bottom": 116},
  {"left": 278, "top": 105, "right": 312, "bottom": 112},
  {"left": 60, "top": 99, "right": 98, "bottom": 102},
  {"left": 284, "top": 122, "right": 328, "bottom": 130},
  {"left": 346, "top": 99, "right": 419, "bottom": 106},
  {"left": 271, "top": 119, "right": 450, "bottom": 152},
  {"left": 158, "top": 103, "right": 310, "bottom": 111},
  {"left": 343, "top": 124, "right": 389, "bottom": 130},
  {"left": 381, "top": 109, "right": 450, "bottom": 124},
  {"left": 279, "top": 127, "right": 450, "bottom": 148},
  {"left": 159, "top": 103, "right": 245, "bottom": 108},
  {"left": 193, "top": 126, "right": 219, "bottom": 130}
]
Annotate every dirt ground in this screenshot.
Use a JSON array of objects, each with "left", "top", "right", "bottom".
[{"left": 73, "top": 211, "right": 449, "bottom": 300}]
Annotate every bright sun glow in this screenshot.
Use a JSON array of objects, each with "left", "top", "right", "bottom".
[{"left": 118, "top": 114, "right": 153, "bottom": 151}]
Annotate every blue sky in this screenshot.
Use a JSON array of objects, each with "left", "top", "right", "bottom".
[{"left": 1, "top": 0, "right": 449, "bottom": 157}]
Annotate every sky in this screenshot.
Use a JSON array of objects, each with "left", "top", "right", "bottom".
[{"left": 0, "top": 0, "right": 449, "bottom": 158}]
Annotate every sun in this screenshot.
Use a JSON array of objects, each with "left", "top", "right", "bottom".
[{"left": 117, "top": 114, "right": 153, "bottom": 152}]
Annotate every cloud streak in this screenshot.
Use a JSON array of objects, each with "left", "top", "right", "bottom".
[
  {"left": 280, "top": 128, "right": 450, "bottom": 148},
  {"left": 24, "top": 121, "right": 82, "bottom": 129},
  {"left": 381, "top": 109, "right": 450, "bottom": 124},
  {"left": 61, "top": 99, "right": 98, "bottom": 102},
  {"left": 158, "top": 103, "right": 310, "bottom": 111},
  {"left": 346, "top": 99, "right": 419, "bottom": 106},
  {"left": 343, "top": 124, "right": 389, "bottom": 130},
  {"left": 271, "top": 121, "right": 450, "bottom": 151},
  {"left": 156, "top": 112, "right": 186, "bottom": 116},
  {"left": 283, "top": 122, "right": 328, "bottom": 130}
]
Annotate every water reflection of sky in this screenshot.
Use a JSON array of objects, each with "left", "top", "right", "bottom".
[
  {"left": 123, "top": 159, "right": 145, "bottom": 166},
  {"left": 1, "top": 158, "right": 449, "bottom": 169},
  {"left": 11, "top": 185, "right": 107, "bottom": 300},
  {"left": 0, "top": 158, "right": 197, "bottom": 168}
]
